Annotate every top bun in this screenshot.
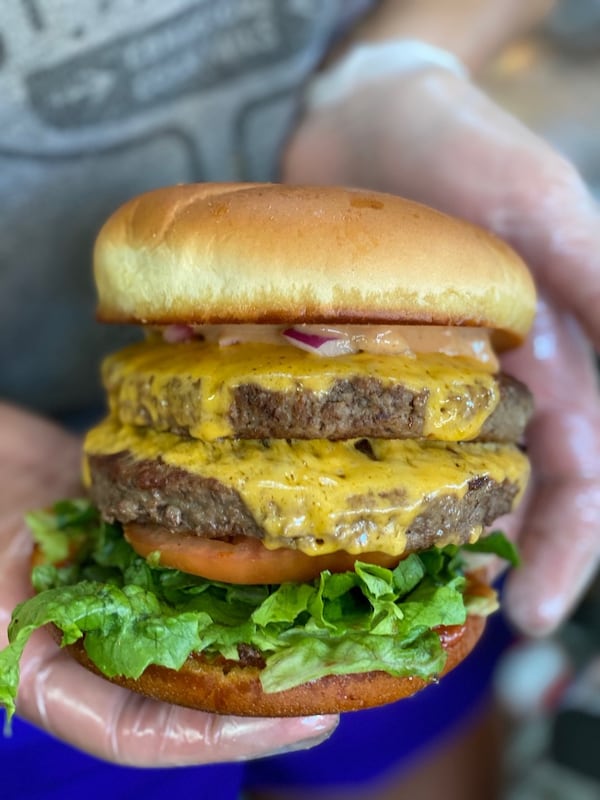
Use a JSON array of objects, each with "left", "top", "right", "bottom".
[{"left": 94, "top": 183, "right": 536, "bottom": 347}]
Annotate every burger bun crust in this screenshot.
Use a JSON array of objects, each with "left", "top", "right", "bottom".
[
  {"left": 54, "top": 615, "right": 485, "bottom": 716},
  {"left": 94, "top": 183, "right": 536, "bottom": 348}
]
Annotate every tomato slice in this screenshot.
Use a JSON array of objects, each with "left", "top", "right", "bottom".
[{"left": 124, "top": 523, "right": 401, "bottom": 584}]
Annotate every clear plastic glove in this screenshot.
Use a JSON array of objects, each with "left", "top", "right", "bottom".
[
  {"left": 283, "top": 66, "right": 600, "bottom": 636},
  {"left": 0, "top": 404, "right": 337, "bottom": 765}
]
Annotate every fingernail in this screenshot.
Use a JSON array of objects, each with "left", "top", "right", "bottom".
[{"left": 249, "top": 715, "right": 339, "bottom": 760}]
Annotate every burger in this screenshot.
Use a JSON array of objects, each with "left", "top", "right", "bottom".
[{"left": 0, "top": 183, "right": 535, "bottom": 720}]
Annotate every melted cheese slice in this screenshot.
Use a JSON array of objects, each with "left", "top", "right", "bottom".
[
  {"left": 103, "top": 340, "right": 501, "bottom": 442},
  {"left": 84, "top": 418, "right": 529, "bottom": 557}
]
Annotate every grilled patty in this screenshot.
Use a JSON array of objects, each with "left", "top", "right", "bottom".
[
  {"left": 108, "top": 371, "right": 532, "bottom": 443},
  {"left": 231, "top": 373, "right": 532, "bottom": 443},
  {"left": 88, "top": 449, "right": 520, "bottom": 554}
]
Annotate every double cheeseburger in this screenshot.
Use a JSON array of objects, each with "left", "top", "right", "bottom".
[{"left": 0, "top": 183, "right": 536, "bottom": 720}]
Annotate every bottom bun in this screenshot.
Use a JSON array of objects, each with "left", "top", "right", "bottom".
[{"left": 55, "top": 615, "right": 485, "bottom": 716}]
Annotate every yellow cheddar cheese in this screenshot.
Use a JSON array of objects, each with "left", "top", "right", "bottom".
[
  {"left": 103, "top": 340, "right": 501, "bottom": 442},
  {"left": 84, "top": 418, "right": 529, "bottom": 557}
]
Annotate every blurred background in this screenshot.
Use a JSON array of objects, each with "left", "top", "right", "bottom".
[
  {"left": 483, "top": 0, "right": 600, "bottom": 198},
  {"left": 480, "top": 1, "right": 600, "bottom": 796}
]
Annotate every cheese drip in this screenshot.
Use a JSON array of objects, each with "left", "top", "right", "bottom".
[
  {"left": 84, "top": 418, "right": 529, "bottom": 557},
  {"left": 103, "top": 341, "right": 501, "bottom": 442}
]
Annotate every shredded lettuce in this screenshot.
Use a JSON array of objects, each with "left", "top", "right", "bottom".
[{"left": 0, "top": 501, "right": 515, "bottom": 724}]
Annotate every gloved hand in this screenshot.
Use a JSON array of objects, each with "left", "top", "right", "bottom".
[
  {"left": 0, "top": 404, "right": 337, "bottom": 765},
  {"left": 283, "top": 60, "right": 600, "bottom": 636}
]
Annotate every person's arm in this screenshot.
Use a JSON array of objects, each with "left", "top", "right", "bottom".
[
  {"left": 343, "top": 0, "right": 555, "bottom": 74},
  {"left": 0, "top": 403, "right": 335, "bottom": 763}
]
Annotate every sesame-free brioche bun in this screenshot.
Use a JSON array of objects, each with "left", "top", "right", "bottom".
[
  {"left": 94, "top": 183, "right": 536, "bottom": 348},
  {"left": 57, "top": 614, "right": 484, "bottom": 716}
]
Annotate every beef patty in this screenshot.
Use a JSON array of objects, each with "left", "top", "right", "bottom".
[
  {"left": 230, "top": 373, "right": 532, "bottom": 442},
  {"left": 87, "top": 449, "right": 520, "bottom": 555},
  {"left": 108, "top": 372, "right": 532, "bottom": 443}
]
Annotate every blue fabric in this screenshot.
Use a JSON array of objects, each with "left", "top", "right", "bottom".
[
  {"left": 247, "top": 609, "right": 514, "bottom": 790},
  {"left": 1, "top": 611, "right": 513, "bottom": 798},
  {"left": 1, "top": 722, "right": 245, "bottom": 800}
]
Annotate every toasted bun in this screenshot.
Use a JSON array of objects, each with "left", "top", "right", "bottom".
[
  {"left": 55, "top": 615, "right": 484, "bottom": 716},
  {"left": 94, "top": 183, "right": 536, "bottom": 348}
]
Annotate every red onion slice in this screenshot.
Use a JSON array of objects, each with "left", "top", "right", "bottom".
[
  {"left": 282, "top": 327, "right": 353, "bottom": 356},
  {"left": 162, "top": 324, "right": 195, "bottom": 343},
  {"left": 282, "top": 328, "right": 336, "bottom": 348}
]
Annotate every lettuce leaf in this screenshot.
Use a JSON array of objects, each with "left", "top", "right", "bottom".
[
  {"left": 462, "top": 530, "right": 520, "bottom": 566},
  {"left": 0, "top": 501, "right": 516, "bottom": 724}
]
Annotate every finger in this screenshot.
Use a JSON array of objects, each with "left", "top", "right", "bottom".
[
  {"left": 501, "top": 305, "right": 600, "bottom": 635},
  {"left": 502, "top": 298, "right": 600, "bottom": 412},
  {"left": 378, "top": 72, "right": 600, "bottom": 352},
  {"left": 505, "top": 416, "right": 600, "bottom": 636},
  {"left": 16, "top": 631, "right": 337, "bottom": 766},
  {"left": 478, "top": 146, "right": 600, "bottom": 355},
  {"left": 1, "top": 455, "right": 82, "bottom": 650},
  {"left": 0, "top": 405, "right": 82, "bottom": 646},
  {"left": 0, "top": 403, "right": 82, "bottom": 519}
]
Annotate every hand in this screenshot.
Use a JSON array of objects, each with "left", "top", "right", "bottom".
[
  {"left": 283, "top": 68, "right": 600, "bottom": 635},
  {"left": 0, "top": 404, "right": 336, "bottom": 764}
]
